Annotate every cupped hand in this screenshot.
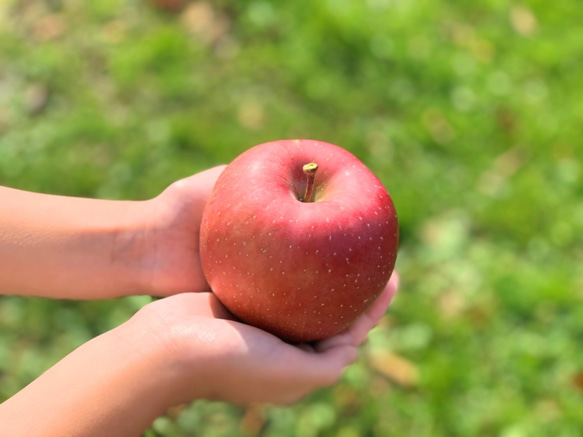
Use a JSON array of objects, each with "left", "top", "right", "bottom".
[
  {"left": 132, "top": 272, "right": 399, "bottom": 406},
  {"left": 142, "top": 166, "right": 226, "bottom": 297}
]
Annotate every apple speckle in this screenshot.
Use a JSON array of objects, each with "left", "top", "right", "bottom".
[{"left": 199, "top": 139, "right": 398, "bottom": 343}]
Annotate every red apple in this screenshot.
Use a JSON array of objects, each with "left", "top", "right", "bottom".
[{"left": 199, "top": 139, "right": 398, "bottom": 342}]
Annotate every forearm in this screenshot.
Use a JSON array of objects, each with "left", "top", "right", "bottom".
[
  {"left": 0, "top": 319, "right": 181, "bottom": 437},
  {"left": 0, "top": 187, "right": 152, "bottom": 299}
]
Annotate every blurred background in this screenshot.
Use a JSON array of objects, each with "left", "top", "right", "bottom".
[{"left": 1, "top": 0, "right": 582, "bottom": 435}]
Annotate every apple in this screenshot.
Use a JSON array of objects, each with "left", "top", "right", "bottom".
[{"left": 199, "top": 139, "right": 398, "bottom": 342}]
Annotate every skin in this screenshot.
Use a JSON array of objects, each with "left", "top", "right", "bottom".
[
  {"left": 0, "top": 166, "right": 399, "bottom": 436},
  {"left": 0, "top": 166, "right": 226, "bottom": 299}
]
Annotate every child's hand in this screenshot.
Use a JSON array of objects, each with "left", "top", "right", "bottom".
[
  {"left": 131, "top": 272, "right": 399, "bottom": 405},
  {"left": 0, "top": 166, "right": 224, "bottom": 299},
  {"left": 0, "top": 265, "right": 397, "bottom": 436}
]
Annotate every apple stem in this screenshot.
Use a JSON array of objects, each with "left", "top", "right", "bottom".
[{"left": 302, "top": 162, "right": 318, "bottom": 203}]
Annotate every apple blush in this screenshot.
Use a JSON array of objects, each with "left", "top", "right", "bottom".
[{"left": 199, "top": 139, "right": 398, "bottom": 343}]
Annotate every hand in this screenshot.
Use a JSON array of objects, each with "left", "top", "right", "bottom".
[
  {"left": 0, "top": 166, "right": 224, "bottom": 299},
  {"left": 140, "top": 166, "right": 226, "bottom": 297},
  {"left": 133, "top": 272, "right": 400, "bottom": 405},
  {"left": 0, "top": 273, "right": 398, "bottom": 437}
]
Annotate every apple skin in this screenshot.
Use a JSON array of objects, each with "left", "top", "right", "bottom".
[{"left": 199, "top": 139, "right": 398, "bottom": 343}]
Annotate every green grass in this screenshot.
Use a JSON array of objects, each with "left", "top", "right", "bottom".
[{"left": 1, "top": 0, "right": 583, "bottom": 435}]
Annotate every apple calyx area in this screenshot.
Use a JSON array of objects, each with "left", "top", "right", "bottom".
[{"left": 301, "top": 162, "right": 318, "bottom": 203}]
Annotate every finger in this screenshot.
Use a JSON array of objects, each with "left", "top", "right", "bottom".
[
  {"left": 164, "top": 165, "right": 227, "bottom": 203},
  {"left": 193, "top": 165, "right": 227, "bottom": 191},
  {"left": 189, "top": 165, "right": 227, "bottom": 197},
  {"left": 302, "top": 345, "right": 358, "bottom": 386},
  {"left": 361, "top": 271, "right": 399, "bottom": 327},
  {"left": 275, "top": 343, "right": 357, "bottom": 392},
  {"left": 345, "top": 272, "right": 399, "bottom": 346}
]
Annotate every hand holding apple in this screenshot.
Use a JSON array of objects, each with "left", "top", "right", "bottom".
[{"left": 200, "top": 139, "right": 398, "bottom": 342}]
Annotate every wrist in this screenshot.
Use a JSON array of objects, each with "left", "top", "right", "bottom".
[
  {"left": 0, "top": 186, "right": 155, "bottom": 299},
  {"left": 106, "top": 198, "right": 160, "bottom": 297},
  {"left": 0, "top": 314, "right": 183, "bottom": 437},
  {"left": 126, "top": 301, "right": 208, "bottom": 404}
]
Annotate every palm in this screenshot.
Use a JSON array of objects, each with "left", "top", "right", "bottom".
[{"left": 139, "top": 273, "right": 398, "bottom": 405}]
